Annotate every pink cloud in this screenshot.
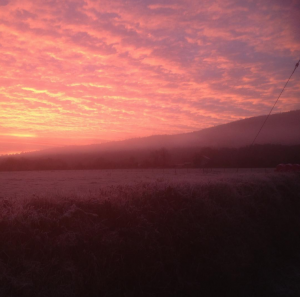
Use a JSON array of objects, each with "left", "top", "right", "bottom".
[{"left": 0, "top": 0, "right": 299, "bottom": 154}]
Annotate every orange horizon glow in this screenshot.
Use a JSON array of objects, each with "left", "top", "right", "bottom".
[{"left": 0, "top": 0, "right": 300, "bottom": 154}]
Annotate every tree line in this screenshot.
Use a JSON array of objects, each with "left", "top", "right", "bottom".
[{"left": 0, "top": 144, "right": 299, "bottom": 171}]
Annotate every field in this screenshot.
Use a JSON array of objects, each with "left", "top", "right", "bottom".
[
  {"left": 0, "top": 169, "right": 300, "bottom": 296},
  {"left": 0, "top": 168, "right": 273, "bottom": 199}
]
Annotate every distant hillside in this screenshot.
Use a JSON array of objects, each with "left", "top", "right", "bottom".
[
  {"left": 1, "top": 110, "right": 300, "bottom": 170},
  {"left": 32, "top": 110, "right": 300, "bottom": 155},
  {"left": 191, "top": 109, "right": 300, "bottom": 147},
  {"left": 1, "top": 110, "right": 299, "bottom": 159}
]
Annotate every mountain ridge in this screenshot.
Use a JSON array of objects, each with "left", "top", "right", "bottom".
[{"left": 18, "top": 109, "right": 300, "bottom": 156}]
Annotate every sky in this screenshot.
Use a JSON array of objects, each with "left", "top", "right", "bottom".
[{"left": 0, "top": 0, "right": 300, "bottom": 155}]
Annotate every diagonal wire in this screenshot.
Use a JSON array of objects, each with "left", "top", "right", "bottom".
[{"left": 250, "top": 59, "right": 300, "bottom": 146}]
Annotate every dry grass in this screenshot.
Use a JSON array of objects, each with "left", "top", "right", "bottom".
[{"left": 0, "top": 173, "right": 300, "bottom": 296}]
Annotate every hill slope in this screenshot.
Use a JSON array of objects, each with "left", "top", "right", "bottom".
[{"left": 36, "top": 110, "right": 300, "bottom": 155}]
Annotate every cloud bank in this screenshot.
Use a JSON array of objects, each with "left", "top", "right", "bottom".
[{"left": 0, "top": 0, "right": 299, "bottom": 154}]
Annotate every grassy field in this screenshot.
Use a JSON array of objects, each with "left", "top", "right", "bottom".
[
  {"left": 0, "top": 168, "right": 273, "bottom": 198},
  {"left": 0, "top": 172, "right": 300, "bottom": 296}
]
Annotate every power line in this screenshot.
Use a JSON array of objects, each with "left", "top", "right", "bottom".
[{"left": 250, "top": 59, "right": 300, "bottom": 146}]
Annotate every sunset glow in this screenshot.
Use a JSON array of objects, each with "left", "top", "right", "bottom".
[{"left": 0, "top": 0, "right": 299, "bottom": 154}]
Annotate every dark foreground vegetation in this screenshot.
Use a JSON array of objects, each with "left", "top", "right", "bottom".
[
  {"left": 1, "top": 144, "right": 300, "bottom": 171},
  {"left": 1, "top": 173, "right": 300, "bottom": 296}
]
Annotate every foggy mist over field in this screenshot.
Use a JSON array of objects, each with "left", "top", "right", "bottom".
[{"left": 1, "top": 110, "right": 300, "bottom": 171}]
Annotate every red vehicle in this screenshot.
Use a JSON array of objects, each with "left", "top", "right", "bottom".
[{"left": 275, "top": 164, "right": 300, "bottom": 172}]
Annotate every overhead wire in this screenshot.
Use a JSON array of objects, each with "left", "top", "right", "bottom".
[{"left": 250, "top": 59, "right": 300, "bottom": 146}]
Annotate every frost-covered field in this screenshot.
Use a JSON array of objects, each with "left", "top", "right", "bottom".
[
  {"left": 0, "top": 170, "right": 299, "bottom": 297},
  {"left": 0, "top": 168, "right": 273, "bottom": 199}
]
